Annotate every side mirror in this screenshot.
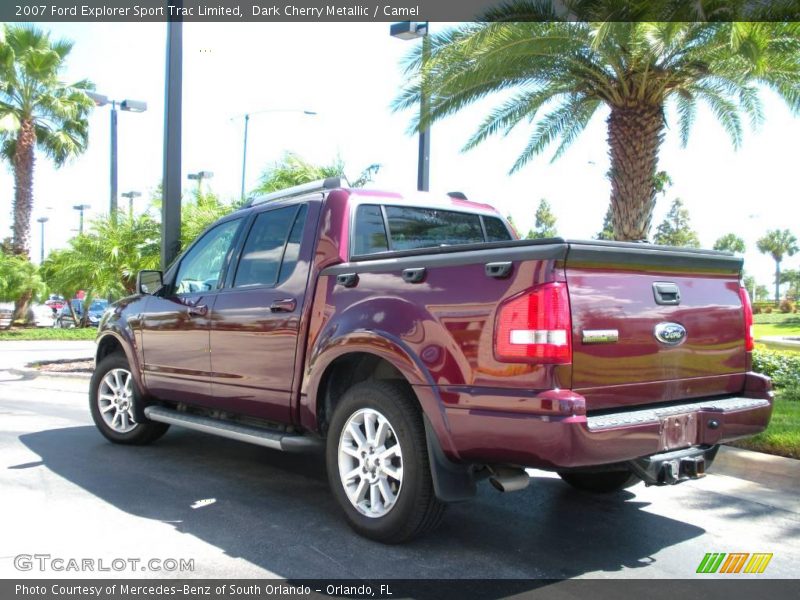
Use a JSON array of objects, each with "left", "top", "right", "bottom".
[{"left": 137, "top": 270, "right": 163, "bottom": 295}]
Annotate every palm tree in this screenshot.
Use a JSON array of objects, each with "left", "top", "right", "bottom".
[
  {"left": 393, "top": 3, "right": 800, "bottom": 241},
  {"left": 41, "top": 214, "right": 161, "bottom": 325},
  {"left": 0, "top": 24, "right": 94, "bottom": 257},
  {"left": 0, "top": 25, "right": 94, "bottom": 321},
  {"left": 713, "top": 233, "right": 746, "bottom": 254},
  {"left": 757, "top": 229, "right": 798, "bottom": 304},
  {"left": 253, "top": 152, "right": 380, "bottom": 196}
]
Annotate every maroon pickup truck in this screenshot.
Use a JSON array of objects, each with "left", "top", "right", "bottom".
[{"left": 90, "top": 178, "right": 772, "bottom": 543}]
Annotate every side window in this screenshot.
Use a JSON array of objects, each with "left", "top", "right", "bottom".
[
  {"left": 354, "top": 204, "right": 389, "bottom": 255},
  {"left": 484, "top": 216, "right": 513, "bottom": 241},
  {"left": 174, "top": 219, "right": 241, "bottom": 295},
  {"left": 233, "top": 206, "right": 297, "bottom": 288},
  {"left": 385, "top": 206, "right": 484, "bottom": 251},
  {"left": 278, "top": 204, "right": 308, "bottom": 284}
]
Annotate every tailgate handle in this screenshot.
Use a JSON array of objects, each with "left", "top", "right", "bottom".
[
  {"left": 485, "top": 261, "right": 513, "bottom": 279},
  {"left": 653, "top": 282, "right": 681, "bottom": 305},
  {"left": 336, "top": 273, "right": 359, "bottom": 288},
  {"left": 402, "top": 267, "right": 426, "bottom": 284}
]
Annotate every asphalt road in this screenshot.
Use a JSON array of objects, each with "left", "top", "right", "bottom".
[{"left": 1, "top": 372, "right": 798, "bottom": 581}]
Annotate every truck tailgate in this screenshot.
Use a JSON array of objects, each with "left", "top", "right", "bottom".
[{"left": 565, "top": 242, "right": 747, "bottom": 411}]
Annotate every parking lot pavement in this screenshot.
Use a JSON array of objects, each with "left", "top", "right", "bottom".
[{"left": 1, "top": 374, "right": 798, "bottom": 581}]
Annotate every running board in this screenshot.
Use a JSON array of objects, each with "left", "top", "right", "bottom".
[{"left": 144, "top": 406, "right": 321, "bottom": 452}]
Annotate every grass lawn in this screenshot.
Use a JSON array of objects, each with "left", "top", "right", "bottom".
[
  {"left": 753, "top": 313, "right": 800, "bottom": 339},
  {"left": 0, "top": 327, "right": 97, "bottom": 341},
  {"left": 730, "top": 387, "right": 800, "bottom": 459}
]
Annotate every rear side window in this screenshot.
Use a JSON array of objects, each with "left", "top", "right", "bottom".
[
  {"left": 385, "top": 206, "right": 484, "bottom": 251},
  {"left": 234, "top": 206, "right": 298, "bottom": 288},
  {"left": 354, "top": 205, "right": 389, "bottom": 255},
  {"left": 484, "top": 216, "right": 513, "bottom": 241},
  {"left": 278, "top": 204, "right": 308, "bottom": 284}
]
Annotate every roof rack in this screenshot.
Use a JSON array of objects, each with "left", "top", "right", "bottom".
[{"left": 246, "top": 177, "right": 344, "bottom": 207}]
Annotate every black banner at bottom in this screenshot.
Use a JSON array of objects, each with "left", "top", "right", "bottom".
[{"left": 4, "top": 579, "right": 800, "bottom": 600}]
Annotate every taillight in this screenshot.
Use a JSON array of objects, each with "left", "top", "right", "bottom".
[
  {"left": 495, "top": 282, "right": 572, "bottom": 363},
  {"left": 739, "top": 283, "right": 754, "bottom": 352}
]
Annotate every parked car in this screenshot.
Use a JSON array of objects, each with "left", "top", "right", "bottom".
[
  {"left": 56, "top": 299, "right": 109, "bottom": 328},
  {"left": 44, "top": 294, "right": 66, "bottom": 312},
  {"left": 29, "top": 303, "right": 56, "bottom": 327},
  {"left": 90, "top": 179, "right": 772, "bottom": 543},
  {"left": 0, "top": 302, "right": 13, "bottom": 329}
]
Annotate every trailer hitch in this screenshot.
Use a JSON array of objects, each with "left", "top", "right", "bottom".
[{"left": 627, "top": 445, "right": 718, "bottom": 486}]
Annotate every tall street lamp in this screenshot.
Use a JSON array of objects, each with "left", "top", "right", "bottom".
[
  {"left": 121, "top": 191, "right": 142, "bottom": 216},
  {"left": 87, "top": 92, "right": 147, "bottom": 219},
  {"left": 391, "top": 21, "right": 430, "bottom": 191},
  {"left": 232, "top": 109, "right": 317, "bottom": 202},
  {"left": 36, "top": 216, "right": 49, "bottom": 263},
  {"left": 73, "top": 204, "right": 90, "bottom": 235},
  {"left": 188, "top": 170, "right": 214, "bottom": 194}
]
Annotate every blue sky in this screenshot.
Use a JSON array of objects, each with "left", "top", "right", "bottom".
[{"left": 1, "top": 22, "right": 798, "bottom": 289}]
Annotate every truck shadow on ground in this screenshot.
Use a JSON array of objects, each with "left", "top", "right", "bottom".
[{"left": 19, "top": 425, "right": 705, "bottom": 580}]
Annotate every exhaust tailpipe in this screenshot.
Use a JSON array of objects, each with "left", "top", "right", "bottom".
[{"left": 488, "top": 466, "right": 530, "bottom": 493}]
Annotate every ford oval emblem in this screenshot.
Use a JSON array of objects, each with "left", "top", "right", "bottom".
[{"left": 654, "top": 322, "right": 686, "bottom": 345}]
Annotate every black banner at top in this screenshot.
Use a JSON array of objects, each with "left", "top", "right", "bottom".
[{"left": 2, "top": 0, "right": 800, "bottom": 23}]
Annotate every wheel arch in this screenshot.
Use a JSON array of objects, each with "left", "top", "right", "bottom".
[
  {"left": 95, "top": 331, "right": 145, "bottom": 395},
  {"left": 304, "top": 336, "right": 476, "bottom": 503}
]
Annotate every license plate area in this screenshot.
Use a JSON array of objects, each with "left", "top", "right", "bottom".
[{"left": 659, "top": 413, "right": 698, "bottom": 450}]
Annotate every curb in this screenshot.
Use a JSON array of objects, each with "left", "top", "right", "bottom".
[
  {"left": 715, "top": 445, "right": 800, "bottom": 492},
  {"left": 12, "top": 366, "right": 92, "bottom": 381}
]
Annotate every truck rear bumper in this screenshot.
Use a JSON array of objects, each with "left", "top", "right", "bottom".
[{"left": 426, "top": 372, "right": 773, "bottom": 470}]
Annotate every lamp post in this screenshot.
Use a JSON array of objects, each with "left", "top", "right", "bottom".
[
  {"left": 232, "top": 109, "right": 317, "bottom": 201},
  {"left": 162, "top": 11, "right": 183, "bottom": 270},
  {"left": 188, "top": 170, "right": 214, "bottom": 194},
  {"left": 121, "top": 191, "right": 141, "bottom": 216},
  {"left": 391, "top": 21, "right": 430, "bottom": 191},
  {"left": 36, "top": 217, "right": 49, "bottom": 263},
  {"left": 87, "top": 92, "right": 147, "bottom": 219},
  {"left": 72, "top": 204, "right": 90, "bottom": 235}
]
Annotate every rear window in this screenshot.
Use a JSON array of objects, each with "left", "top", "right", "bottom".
[
  {"left": 353, "top": 204, "right": 511, "bottom": 255},
  {"left": 386, "top": 206, "right": 484, "bottom": 251}
]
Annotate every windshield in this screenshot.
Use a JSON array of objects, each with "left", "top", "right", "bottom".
[{"left": 89, "top": 300, "right": 108, "bottom": 311}]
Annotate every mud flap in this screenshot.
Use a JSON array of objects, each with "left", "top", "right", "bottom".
[{"left": 423, "top": 415, "right": 477, "bottom": 502}]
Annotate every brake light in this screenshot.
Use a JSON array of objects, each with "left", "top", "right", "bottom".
[
  {"left": 495, "top": 282, "right": 572, "bottom": 363},
  {"left": 739, "top": 283, "right": 754, "bottom": 352}
]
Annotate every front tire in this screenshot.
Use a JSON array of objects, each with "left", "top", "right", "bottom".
[
  {"left": 326, "top": 381, "right": 445, "bottom": 543},
  {"left": 90, "top": 353, "right": 169, "bottom": 445},
  {"left": 558, "top": 470, "right": 641, "bottom": 493}
]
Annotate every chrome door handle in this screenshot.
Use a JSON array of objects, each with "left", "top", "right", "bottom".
[
  {"left": 187, "top": 304, "right": 208, "bottom": 317},
  {"left": 270, "top": 298, "right": 297, "bottom": 312}
]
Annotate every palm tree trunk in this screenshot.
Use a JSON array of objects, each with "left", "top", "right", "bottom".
[
  {"left": 12, "top": 118, "right": 37, "bottom": 322},
  {"left": 607, "top": 105, "right": 665, "bottom": 241},
  {"left": 775, "top": 259, "right": 781, "bottom": 305}
]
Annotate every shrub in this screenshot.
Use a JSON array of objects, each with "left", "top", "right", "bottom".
[
  {"left": 753, "top": 304, "right": 762, "bottom": 314},
  {"left": 752, "top": 348, "right": 800, "bottom": 389},
  {"left": 765, "top": 306, "right": 773, "bottom": 313},
  {"left": 780, "top": 299, "right": 795, "bottom": 314}
]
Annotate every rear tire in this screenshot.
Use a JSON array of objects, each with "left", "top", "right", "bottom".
[
  {"left": 326, "top": 381, "right": 446, "bottom": 543},
  {"left": 558, "top": 470, "right": 641, "bottom": 493},
  {"left": 90, "top": 353, "right": 169, "bottom": 445}
]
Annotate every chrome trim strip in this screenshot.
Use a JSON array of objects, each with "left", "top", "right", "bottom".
[{"left": 581, "top": 329, "right": 619, "bottom": 344}]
